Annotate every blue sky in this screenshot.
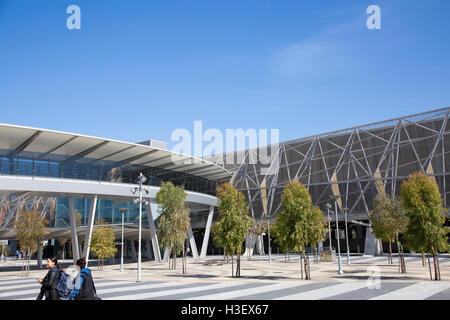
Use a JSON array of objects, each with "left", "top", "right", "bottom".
[{"left": 0, "top": 0, "right": 449, "bottom": 152}]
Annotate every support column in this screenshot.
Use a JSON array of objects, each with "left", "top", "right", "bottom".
[
  {"left": 200, "top": 206, "right": 214, "bottom": 258},
  {"left": 131, "top": 240, "right": 137, "bottom": 261},
  {"left": 83, "top": 196, "right": 97, "bottom": 267},
  {"left": 163, "top": 248, "right": 170, "bottom": 262},
  {"left": 146, "top": 240, "right": 153, "bottom": 260},
  {"left": 188, "top": 228, "right": 199, "bottom": 258},
  {"left": 69, "top": 198, "right": 80, "bottom": 265},
  {"left": 147, "top": 201, "right": 162, "bottom": 262},
  {"left": 363, "top": 228, "right": 383, "bottom": 256}
]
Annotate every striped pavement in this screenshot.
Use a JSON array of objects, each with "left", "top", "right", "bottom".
[{"left": 0, "top": 276, "right": 449, "bottom": 300}]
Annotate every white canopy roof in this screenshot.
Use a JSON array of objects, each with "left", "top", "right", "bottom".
[{"left": 0, "top": 123, "right": 230, "bottom": 181}]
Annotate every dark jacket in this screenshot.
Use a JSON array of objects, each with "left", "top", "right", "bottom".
[
  {"left": 70, "top": 267, "right": 96, "bottom": 300},
  {"left": 41, "top": 267, "right": 61, "bottom": 300}
]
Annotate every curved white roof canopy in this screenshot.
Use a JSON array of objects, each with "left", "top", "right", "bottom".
[{"left": 0, "top": 123, "right": 230, "bottom": 181}]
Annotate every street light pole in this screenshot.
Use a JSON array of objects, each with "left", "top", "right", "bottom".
[
  {"left": 267, "top": 218, "right": 271, "bottom": 262},
  {"left": 131, "top": 173, "right": 149, "bottom": 283},
  {"left": 343, "top": 207, "right": 351, "bottom": 265},
  {"left": 325, "top": 203, "right": 332, "bottom": 250},
  {"left": 331, "top": 196, "right": 343, "bottom": 275},
  {"left": 138, "top": 182, "right": 142, "bottom": 282},
  {"left": 119, "top": 208, "right": 127, "bottom": 272}
]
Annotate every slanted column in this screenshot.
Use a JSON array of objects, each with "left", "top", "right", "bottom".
[
  {"left": 200, "top": 206, "right": 214, "bottom": 258},
  {"left": 83, "top": 196, "right": 97, "bottom": 267},
  {"left": 131, "top": 240, "right": 137, "bottom": 261},
  {"left": 69, "top": 198, "right": 80, "bottom": 264},
  {"left": 147, "top": 201, "right": 162, "bottom": 262},
  {"left": 188, "top": 228, "right": 199, "bottom": 258},
  {"left": 146, "top": 240, "right": 153, "bottom": 260},
  {"left": 163, "top": 248, "right": 170, "bottom": 262}
]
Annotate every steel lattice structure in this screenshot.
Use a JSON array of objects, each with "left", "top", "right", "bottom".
[{"left": 217, "top": 108, "right": 450, "bottom": 227}]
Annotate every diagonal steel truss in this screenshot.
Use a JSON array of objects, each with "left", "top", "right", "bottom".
[
  {"left": 218, "top": 108, "right": 450, "bottom": 222},
  {"left": 0, "top": 194, "right": 57, "bottom": 228}
]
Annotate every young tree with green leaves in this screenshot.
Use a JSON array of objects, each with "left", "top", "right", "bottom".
[
  {"left": 156, "top": 182, "right": 191, "bottom": 273},
  {"left": 370, "top": 193, "right": 409, "bottom": 272},
  {"left": 400, "top": 172, "right": 449, "bottom": 280},
  {"left": 272, "top": 181, "right": 327, "bottom": 280},
  {"left": 90, "top": 220, "right": 118, "bottom": 271},
  {"left": 212, "top": 182, "right": 254, "bottom": 277},
  {"left": 14, "top": 209, "right": 49, "bottom": 276}
]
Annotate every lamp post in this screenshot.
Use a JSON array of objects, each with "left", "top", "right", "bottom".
[
  {"left": 343, "top": 207, "right": 351, "bottom": 265},
  {"left": 131, "top": 173, "right": 149, "bottom": 282},
  {"left": 325, "top": 203, "right": 332, "bottom": 250},
  {"left": 330, "top": 195, "right": 343, "bottom": 274},
  {"left": 118, "top": 207, "right": 127, "bottom": 272},
  {"left": 267, "top": 217, "right": 272, "bottom": 262}
]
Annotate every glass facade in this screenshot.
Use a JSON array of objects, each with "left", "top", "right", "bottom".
[
  {"left": 0, "top": 149, "right": 225, "bottom": 195},
  {"left": 55, "top": 197, "right": 151, "bottom": 228}
]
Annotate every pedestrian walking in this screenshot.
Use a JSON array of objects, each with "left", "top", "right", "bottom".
[
  {"left": 69, "top": 257, "right": 100, "bottom": 300},
  {"left": 37, "top": 256, "right": 63, "bottom": 300}
]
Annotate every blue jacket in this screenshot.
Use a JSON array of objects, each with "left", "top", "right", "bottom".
[{"left": 69, "top": 267, "right": 92, "bottom": 300}]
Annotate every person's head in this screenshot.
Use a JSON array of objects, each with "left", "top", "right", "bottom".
[
  {"left": 46, "top": 256, "right": 64, "bottom": 272},
  {"left": 76, "top": 257, "right": 86, "bottom": 270},
  {"left": 46, "top": 256, "right": 58, "bottom": 269}
]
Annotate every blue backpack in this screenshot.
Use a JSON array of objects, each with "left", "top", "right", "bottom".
[{"left": 56, "top": 272, "right": 74, "bottom": 299}]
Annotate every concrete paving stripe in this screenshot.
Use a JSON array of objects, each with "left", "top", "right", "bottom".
[
  {"left": 370, "top": 282, "right": 450, "bottom": 300},
  {"left": 0, "top": 282, "right": 42, "bottom": 292},
  {"left": 184, "top": 281, "right": 310, "bottom": 300},
  {"left": 0, "top": 287, "right": 41, "bottom": 298},
  {"left": 237, "top": 282, "right": 334, "bottom": 300},
  {"left": 425, "top": 287, "right": 450, "bottom": 300},
  {"left": 325, "top": 282, "right": 414, "bottom": 300},
  {"left": 97, "top": 281, "right": 202, "bottom": 295},
  {"left": 0, "top": 277, "right": 39, "bottom": 284},
  {"left": 104, "top": 282, "right": 247, "bottom": 300},
  {"left": 274, "top": 281, "right": 368, "bottom": 300},
  {"left": 9, "top": 281, "right": 171, "bottom": 300},
  {"left": 153, "top": 282, "right": 272, "bottom": 300}
]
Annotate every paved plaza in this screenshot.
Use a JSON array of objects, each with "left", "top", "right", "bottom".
[{"left": 1, "top": 254, "right": 449, "bottom": 300}]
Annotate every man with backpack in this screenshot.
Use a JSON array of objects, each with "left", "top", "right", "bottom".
[{"left": 69, "top": 257, "right": 100, "bottom": 300}]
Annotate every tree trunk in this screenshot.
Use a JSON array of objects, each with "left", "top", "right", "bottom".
[
  {"left": 182, "top": 246, "right": 186, "bottom": 275},
  {"left": 231, "top": 255, "right": 234, "bottom": 277},
  {"left": 436, "top": 252, "right": 441, "bottom": 281},
  {"left": 422, "top": 252, "right": 426, "bottom": 266},
  {"left": 432, "top": 248, "right": 439, "bottom": 281},
  {"left": 305, "top": 253, "right": 311, "bottom": 280},
  {"left": 300, "top": 253, "right": 303, "bottom": 280},
  {"left": 236, "top": 254, "right": 240, "bottom": 277},
  {"left": 388, "top": 240, "right": 393, "bottom": 264},
  {"left": 427, "top": 253, "right": 432, "bottom": 280}
]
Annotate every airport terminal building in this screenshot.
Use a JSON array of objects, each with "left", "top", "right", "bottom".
[
  {"left": 0, "top": 125, "right": 230, "bottom": 262},
  {"left": 219, "top": 108, "right": 450, "bottom": 255},
  {"left": 0, "top": 108, "right": 449, "bottom": 262}
]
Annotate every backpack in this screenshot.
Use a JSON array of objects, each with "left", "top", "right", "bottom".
[
  {"left": 74, "top": 273, "right": 99, "bottom": 300},
  {"left": 56, "top": 272, "right": 73, "bottom": 299}
]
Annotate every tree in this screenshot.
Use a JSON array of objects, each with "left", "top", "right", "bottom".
[
  {"left": 156, "top": 182, "right": 191, "bottom": 273},
  {"left": 370, "top": 193, "right": 409, "bottom": 273},
  {"left": 212, "top": 182, "right": 254, "bottom": 277},
  {"left": 271, "top": 181, "right": 327, "bottom": 280},
  {"left": 400, "top": 172, "right": 449, "bottom": 280},
  {"left": 14, "top": 209, "right": 49, "bottom": 276},
  {"left": 90, "top": 220, "right": 117, "bottom": 271}
]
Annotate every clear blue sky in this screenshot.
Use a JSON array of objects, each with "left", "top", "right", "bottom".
[{"left": 1, "top": 0, "right": 449, "bottom": 151}]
